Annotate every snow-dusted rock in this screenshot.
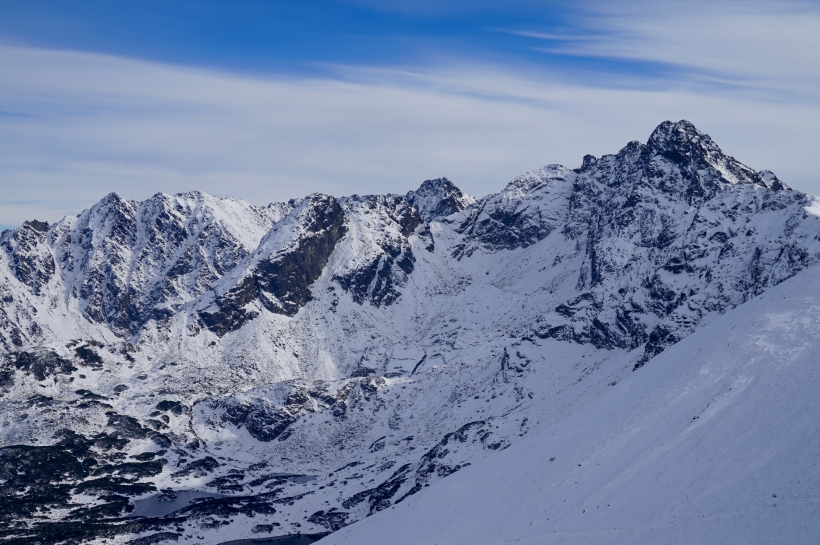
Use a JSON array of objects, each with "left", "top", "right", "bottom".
[{"left": 405, "top": 177, "right": 475, "bottom": 222}]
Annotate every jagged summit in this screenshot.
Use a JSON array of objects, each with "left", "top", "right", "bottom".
[
  {"left": 759, "top": 169, "right": 789, "bottom": 191},
  {"left": 646, "top": 119, "right": 706, "bottom": 149},
  {"left": 406, "top": 177, "right": 475, "bottom": 222},
  {"left": 21, "top": 220, "right": 49, "bottom": 233},
  {"left": 643, "top": 119, "right": 786, "bottom": 192}
]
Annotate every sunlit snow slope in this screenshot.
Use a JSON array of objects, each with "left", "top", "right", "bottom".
[{"left": 324, "top": 262, "right": 820, "bottom": 545}]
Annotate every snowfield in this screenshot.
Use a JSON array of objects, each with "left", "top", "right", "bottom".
[{"left": 323, "top": 260, "right": 820, "bottom": 544}]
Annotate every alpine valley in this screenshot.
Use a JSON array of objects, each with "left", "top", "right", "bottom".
[{"left": 1, "top": 121, "right": 818, "bottom": 545}]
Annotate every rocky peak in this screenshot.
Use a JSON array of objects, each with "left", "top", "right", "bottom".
[
  {"left": 22, "top": 220, "right": 50, "bottom": 234},
  {"left": 576, "top": 155, "right": 598, "bottom": 172},
  {"left": 1, "top": 220, "right": 55, "bottom": 296},
  {"left": 446, "top": 121, "right": 817, "bottom": 368},
  {"left": 644, "top": 120, "right": 724, "bottom": 173},
  {"left": 94, "top": 191, "right": 134, "bottom": 217},
  {"left": 643, "top": 120, "right": 768, "bottom": 191},
  {"left": 253, "top": 194, "right": 342, "bottom": 256},
  {"left": 18, "top": 190, "right": 287, "bottom": 338},
  {"left": 406, "top": 177, "right": 475, "bottom": 222},
  {"left": 534, "top": 122, "right": 816, "bottom": 365},
  {"left": 759, "top": 170, "right": 789, "bottom": 191},
  {"left": 646, "top": 120, "right": 705, "bottom": 149}
]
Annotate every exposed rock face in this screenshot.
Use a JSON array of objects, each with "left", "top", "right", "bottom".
[
  {"left": 340, "top": 420, "right": 483, "bottom": 517},
  {"left": 42, "top": 191, "right": 288, "bottom": 338},
  {"left": 0, "top": 221, "right": 55, "bottom": 350},
  {"left": 200, "top": 194, "right": 347, "bottom": 335},
  {"left": 1, "top": 220, "right": 54, "bottom": 297},
  {"left": 406, "top": 178, "right": 475, "bottom": 222},
  {"left": 453, "top": 165, "right": 570, "bottom": 256},
  {"left": 332, "top": 194, "right": 420, "bottom": 308},
  {"left": 7, "top": 350, "right": 77, "bottom": 382}
]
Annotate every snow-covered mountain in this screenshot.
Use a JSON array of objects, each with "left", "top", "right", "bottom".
[
  {"left": 325, "top": 257, "right": 820, "bottom": 545},
  {"left": 1, "top": 120, "right": 818, "bottom": 544}
]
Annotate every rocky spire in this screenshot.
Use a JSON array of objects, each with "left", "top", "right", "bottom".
[{"left": 406, "top": 177, "right": 475, "bottom": 222}]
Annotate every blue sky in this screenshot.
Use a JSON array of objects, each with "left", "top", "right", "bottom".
[
  {"left": 1, "top": 0, "right": 819, "bottom": 229},
  {"left": 0, "top": 1, "right": 675, "bottom": 92},
  {"left": 0, "top": 1, "right": 571, "bottom": 70}
]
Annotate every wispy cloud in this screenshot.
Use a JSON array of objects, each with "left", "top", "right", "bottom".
[
  {"left": 500, "top": 30, "right": 597, "bottom": 42},
  {"left": 515, "top": 0, "right": 820, "bottom": 100}
]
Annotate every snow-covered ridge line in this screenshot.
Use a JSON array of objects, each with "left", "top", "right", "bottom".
[{"left": 0, "top": 119, "right": 815, "bottom": 365}]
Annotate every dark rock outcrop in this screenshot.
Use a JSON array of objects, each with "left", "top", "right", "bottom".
[
  {"left": 6, "top": 350, "right": 76, "bottom": 381},
  {"left": 200, "top": 194, "right": 347, "bottom": 335},
  {"left": 1, "top": 220, "right": 54, "bottom": 296}
]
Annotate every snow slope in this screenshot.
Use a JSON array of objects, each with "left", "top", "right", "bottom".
[{"left": 323, "top": 262, "right": 820, "bottom": 545}]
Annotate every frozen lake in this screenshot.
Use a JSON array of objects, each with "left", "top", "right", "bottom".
[
  {"left": 131, "top": 490, "right": 227, "bottom": 518},
  {"left": 218, "top": 534, "right": 327, "bottom": 545}
]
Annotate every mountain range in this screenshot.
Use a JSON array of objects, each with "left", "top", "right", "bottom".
[{"left": 1, "top": 120, "right": 818, "bottom": 544}]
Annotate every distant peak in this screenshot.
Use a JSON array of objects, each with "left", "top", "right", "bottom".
[
  {"left": 647, "top": 120, "right": 709, "bottom": 148},
  {"left": 633, "top": 121, "right": 785, "bottom": 195},
  {"left": 416, "top": 177, "right": 458, "bottom": 192},
  {"left": 643, "top": 119, "right": 733, "bottom": 172},
  {"left": 96, "top": 192, "right": 131, "bottom": 210},
  {"left": 407, "top": 177, "right": 475, "bottom": 222},
  {"left": 759, "top": 170, "right": 789, "bottom": 191},
  {"left": 174, "top": 190, "right": 209, "bottom": 200},
  {"left": 579, "top": 154, "right": 597, "bottom": 171},
  {"left": 22, "top": 219, "right": 50, "bottom": 233},
  {"left": 652, "top": 119, "right": 699, "bottom": 135},
  {"left": 100, "top": 191, "right": 122, "bottom": 202}
]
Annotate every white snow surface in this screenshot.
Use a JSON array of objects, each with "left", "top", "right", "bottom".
[{"left": 323, "top": 262, "right": 820, "bottom": 545}]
